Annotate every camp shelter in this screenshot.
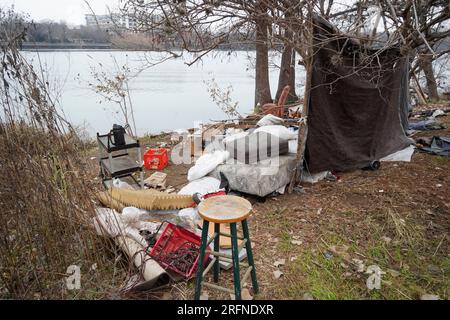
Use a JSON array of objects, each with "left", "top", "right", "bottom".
[{"left": 304, "top": 18, "right": 412, "bottom": 173}]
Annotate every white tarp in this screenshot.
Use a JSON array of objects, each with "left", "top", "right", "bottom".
[{"left": 380, "top": 145, "right": 415, "bottom": 162}]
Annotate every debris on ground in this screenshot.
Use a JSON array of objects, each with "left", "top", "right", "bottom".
[
  {"left": 89, "top": 102, "right": 449, "bottom": 300},
  {"left": 273, "top": 270, "right": 284, "bottom": 279},
  {"left": 144, "top": 172, "right": 168, "bottom": 189}
]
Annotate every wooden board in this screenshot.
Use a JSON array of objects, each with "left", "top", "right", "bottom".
[{"left": 204, "top": 221, "right": 243, "bottom": 249}]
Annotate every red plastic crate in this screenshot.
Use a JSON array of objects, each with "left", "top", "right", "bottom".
[
  {"left": 150, "top": 223, "right": 209, "bottom": 279},
  {"left": 144, "top": 148, "right": 169, "bottom": 170}
]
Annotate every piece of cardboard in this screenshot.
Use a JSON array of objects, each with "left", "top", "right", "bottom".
[{"left": 206, "top": 222, "right": 243, "bottom": 249}]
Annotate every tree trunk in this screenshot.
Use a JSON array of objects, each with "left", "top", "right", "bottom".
[
  {"left": 254, "top": 1, "right": 272, "bottom": 109},
  {"left": 276, "top": 42, "right": 298, "bottom": 103},
  {"left": 276, "top": 5, "right": 298, "bottom": 104},
  {"left": 419, "top": 54, "right": 439, "bottom": 102}
]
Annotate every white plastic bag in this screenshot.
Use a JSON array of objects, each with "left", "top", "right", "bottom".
[
  {"left": 254, "top": 125, "right": 297, "bottom": 140},
  {"left": 223, "top": 131, "right": 248, "bottom": 145},
  {"left": 187, "top": 150, "right": 230, "bottom": 181},
  {"left": 178, "top": 176, "right": 221, "bottom": 195},
  {"left": 257, "top": 114, "right": 284, "bottom": 127},
  {"left": 122, "top": 207, "right": 148, "bottom": 224},
  {"left": 112, "top": 178, "right": 134, "bottom": 190}
]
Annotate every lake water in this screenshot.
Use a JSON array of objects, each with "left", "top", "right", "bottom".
[{"left": 22, "top": 50, "right": 303, "bottom": 137}]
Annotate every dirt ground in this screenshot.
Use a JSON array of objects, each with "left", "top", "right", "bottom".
[{"left": 91, "top": 109, "right": 450, "bottom": 300}]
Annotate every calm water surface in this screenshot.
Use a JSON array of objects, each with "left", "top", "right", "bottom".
[{"left": 22, "top": 50, "right": 303, "bottom": 136}]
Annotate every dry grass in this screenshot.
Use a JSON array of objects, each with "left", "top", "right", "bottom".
[{"left": 0, "top": 21, "right": 127, "bottom": 299}]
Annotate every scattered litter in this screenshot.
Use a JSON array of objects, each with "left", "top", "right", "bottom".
[
  {"left": 273, "top": 259, "right": 286, "bottom": 267},
  {"left": 291, "top": 240, "right": 303, "bottom": 246},
  {"left": 217, "top": 247, "right": 247, "bottom": 270},
  {"left": 352, "top": 259, "right": 366, "bottom": 273},
  {"left": 144, "top": 172, "right": 167, "bottom": 189},
  {"left": 301, "top": 171, "right": 330, "bottom": 184},
  {"left": 430, "top": 109, "right": 445, "bottom": 119},
  {"left": 409, "top": 119, "right": 447, "bottom": 131},
  {"left": 365, "top": 265, "right": 386, "bottom": 290},
  {"left": 187, "top": 150, "right": 230, "bottom": 181},
  {"left": 273, "top": 270, "right": 284, "bottom": 279},
  {"left": 149, "top": 222, "right": 206, "bottom": 279},
  {"left": 418, "top": 136, "right": 450, "bottom": 157},
  {"left": 112, "top": 178, "right": 134, "bottom": 190},
  {"left": 165, "top": 187, "right": 175, "bottom": 193},
  {"left": 144, "top": 148, "right": 169, "bottom": 170},
  {"left": 178, "top": 176, "right": 221, "bottom": 196}
]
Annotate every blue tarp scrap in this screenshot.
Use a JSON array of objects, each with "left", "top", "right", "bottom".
[
  {"left": 418, "top": 136, "right": 450, "bottom": 157},
  {"left": 409, "top": 120, "right": 447, "bottom": 131}
]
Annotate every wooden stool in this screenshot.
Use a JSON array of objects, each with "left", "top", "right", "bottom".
[{"left": 194, "top": 195, "right": 259, "bottom": 300}]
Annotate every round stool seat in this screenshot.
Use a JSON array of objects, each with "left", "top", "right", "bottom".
[{"left": 198, "top": 195, "right": 252, "bottom": 224}]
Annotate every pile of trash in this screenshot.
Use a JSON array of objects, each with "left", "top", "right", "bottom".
[
  {"left": 91, "top": 114, "right": 308, "bottom": 293},
  {"left": 178, "top": 114, "right": 304, "bottom": 197},
  {"left": 93, "top": 171, "right": 249, "bottom": 293}
]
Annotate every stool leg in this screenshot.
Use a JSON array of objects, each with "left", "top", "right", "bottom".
[
  {"left": 213, "top": 223, "right": 220, "bottom": 283},
  {"left": 230, "top": 222, "right": 241, "bottom": 300},
  {"left": 242, "top": 220, "right": 259, "bottom": 294},
  {"left": 194, "top": 220, "right": 209, "bottom": 300}
]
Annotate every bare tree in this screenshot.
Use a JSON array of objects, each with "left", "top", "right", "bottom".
[{"left": 107, "top": 0, "right": 449, "bottom": 189}]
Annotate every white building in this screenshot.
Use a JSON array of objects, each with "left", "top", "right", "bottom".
[{"left": 85, "top": 14, "right": 137, "bottom": 31}]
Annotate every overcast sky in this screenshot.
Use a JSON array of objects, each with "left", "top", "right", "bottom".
[{"left": 0, "top": 0, "right": 120, "bottom": 26}]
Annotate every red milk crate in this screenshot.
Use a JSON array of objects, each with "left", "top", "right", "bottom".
[
  {"left": 150, "top": 222, "right": 210, "bottom": 279},
  {"left": 143, "top": 148, "right": 169, "bottom": 170}
]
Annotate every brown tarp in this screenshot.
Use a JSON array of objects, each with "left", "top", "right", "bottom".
[{"left": 306, "top": 22, "right": 411, "bottom": 173}]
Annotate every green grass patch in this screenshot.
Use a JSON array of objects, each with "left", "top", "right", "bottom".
[
  {"left": 432, "top": 156, "right": 448, "bottom": 166},
  {"left": 279, "top": 230, "right": 449, "bottom": 300},
  {"left": 278, "top": 231, "right": 294, "bottom": 253}
]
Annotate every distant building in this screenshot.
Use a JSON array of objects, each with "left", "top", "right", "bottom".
[{"left": 85, "top": 14, "right": 137, "bottom": 31}]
